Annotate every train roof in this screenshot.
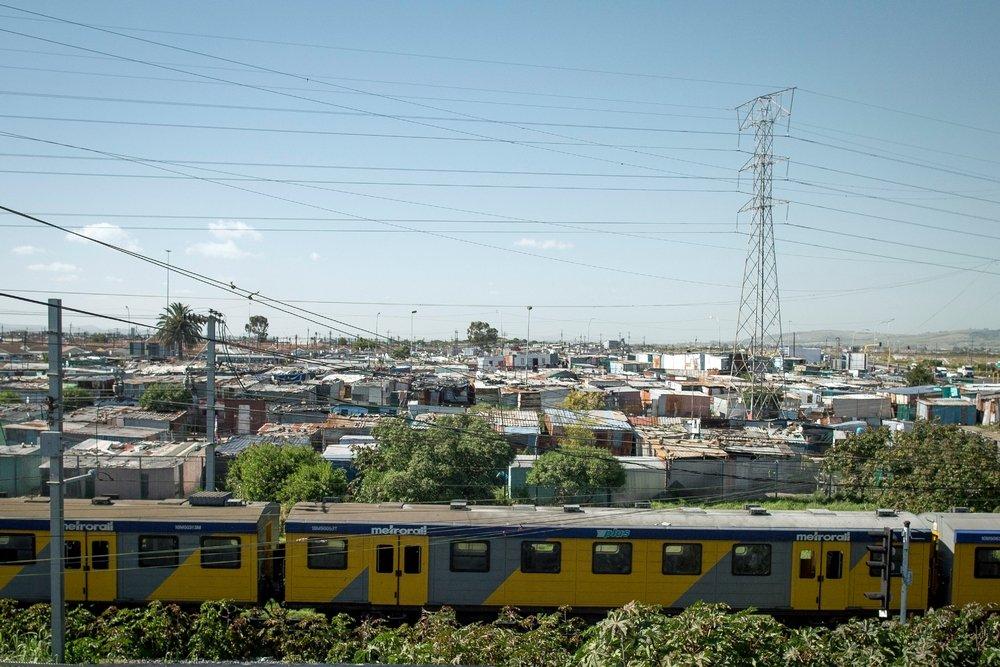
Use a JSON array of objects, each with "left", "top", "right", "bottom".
[
  {"left": 0, "top": 496, "right": 277, "bottom": 533},
  {"left": 286, "top": 503, "right": 932, "bottom": 541}
]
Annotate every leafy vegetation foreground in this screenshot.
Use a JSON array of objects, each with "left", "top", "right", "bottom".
[{"left": 2, "top": 599, "right": 998, "bottom": 665}]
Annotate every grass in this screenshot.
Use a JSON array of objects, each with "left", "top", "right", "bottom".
[{"left": 653, "top": 494, "right": 876, "bottom": 512}]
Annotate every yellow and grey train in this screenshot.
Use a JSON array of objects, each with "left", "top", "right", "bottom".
[{"left": 0, "top": 494, "right": 998, "bottom": 615}]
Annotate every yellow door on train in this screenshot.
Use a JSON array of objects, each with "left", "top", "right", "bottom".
[
  {"left": 63, "top": 531, "right": 115, "bottom": 601},
  {"left": 368, "top": 536, "right": 427, "bottom": 606},
  {"left": 369, "top": 539, "right": 398, "bottom": 605},
  {"left": 790, "top": 540, "right": 821, "bottom": 609},
  {"left": 63, "top": 532, "right": 86, "bottom": 601},
  {"left": 818, "top": 544, "right": 848, "bottom": 610},
  {"left": 85, "top": 533, "right": 116, "bottom": 601},
  {"left": 396, "top": 536, "right": 427, "bottom": 606}
]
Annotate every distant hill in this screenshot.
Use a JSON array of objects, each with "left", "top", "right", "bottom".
[{"left": 787, "top": 328, "right": 1000, "bottom": 352}]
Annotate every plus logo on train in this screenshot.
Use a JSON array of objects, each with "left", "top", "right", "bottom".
[{"left": 596, "top": 529, "right": 632, "bottom": 538}]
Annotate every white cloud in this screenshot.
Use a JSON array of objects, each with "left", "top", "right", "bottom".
[
  {"left": 67, "top": 223, "right": 142, "bottom": 252},
  {"left": 185, "top": 221, "right": 262, "bottom": 259},
  {"left": 208, "top": 220, "right": 261, "bottom": 240},
  {"left": 52, "top": 274, "right": 79, "bottom": 284},
  {"left": 186, "top": 240, "right": 252, "bottom": 259},
  {"left": 105, "top": 275, "right": 124, "bottom": 283},
  {"left": 11, "top": 245, "right": 43, "bottom": 255},
  {"left": 28, "top": 261, "right": 78, "bottom": 273},
  {"left": 515, "top": 238, "right": 574, "bottom": 250},
  {"left": 309, "top": 252, "right": 321, "bottom": 261}
]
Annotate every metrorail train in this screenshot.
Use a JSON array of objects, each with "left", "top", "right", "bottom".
[{"left": 0, "top": 493, "right": 997, "bottom": 615}]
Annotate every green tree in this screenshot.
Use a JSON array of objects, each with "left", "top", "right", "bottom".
[
  {"left": 62, "top": 385, "right": 93, "bottom": 408},
  {"left": 336, "top": 337, "right": 348, "bottom": 346},
  {"left": 244, "top": 315, "right": 269, "bottom": 342},
  {"left": 354, "top": 415, "right": 515, "bottom": 502},
  {"left": 466, "top": 320, "right": 499, "bottom": 346},
  {"left": 561, "top": 390, "right": 605, "bottom": 411},
  {"left": 390, "top": 344, "right": 410, "bottom": 360},
  {"left": 906, "top": 361, "right": 937, "bottom": 386},
  {"left": 138, "top": 383, "right": 192, "bottom": 413},
  {"left": 0, "top": 390, "right": 21, "bottom": 405},
  {"left": 156, "top": 302, "right": 206, "bottom": 358},
  {"left": 226, "top": 444, "right": 346, "bottom": 505},
  {"left": 824, "top": 421, "right": 1000, "bottom": 512},
  {"left": 354, "top": 337, "right": 377, "bottom": 351},
  {"left": 526, "top": 427, "right": 625, "bottom": 504}
]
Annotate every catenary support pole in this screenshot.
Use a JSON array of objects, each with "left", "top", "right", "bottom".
[
  {"left": 43, "top": 298, "right": 65, "bottom": 663},
  {"left": 205, "top": 315, "right": 216, "bottom": 491},
  {"left": 900, "top": 520, "right": 912, "bottom": 624}
]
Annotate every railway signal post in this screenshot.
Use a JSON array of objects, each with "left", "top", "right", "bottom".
[
  {"left": 900, "top": 520, "right": 912, "bottom": 624},
  {"left": 865, "top": 527, "right": 894, "bottom": 619}
]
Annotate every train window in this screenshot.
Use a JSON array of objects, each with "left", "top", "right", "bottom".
[
  {"left": 375, "top": 544, "right": 394, "bottom": 573},
  {"left": 732, "top": 544, "right": 771, "bottom": 576},
  {"left": 307, "top": 538, "right": 348, "bottom": 570},
  {"left": 521, "top": 541, "right": 561, "bottom": 574},
  {"left": 91, "top": 541, "right": 110, "bottom": 571},
  {"left": 798, "top": 549, "right": 816, "bottom": 579},
  {"left": 138, "top": 535, "right": 179, "bottom": 568},
  {"left": 0, "top": 534, "right": 34, "bottom": 564},
  {"left": 593, "top": 542, "right": 632, "bottom": 575},
  {"left": 200, "top": 537, "right": 241, "bottom": 569},
  {"left": 974, "top": 548, "right": 1000, "bottom": 579},
  {"left": 403, "top": 545, "right": 421, "bottom": 574},
  {"left": 450, "top": 541, "right": 490, "bottom": 572},
  {"left": 825, "top": 551, "right": 843, "bottom": 580},
  {"left": 662, "top": 543, "right": 701, "bottom": 575},
  {"left": 64, "top": 540, "right": 82, "bottom": 570}
]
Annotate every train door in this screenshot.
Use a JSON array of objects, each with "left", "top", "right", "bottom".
[
  {"left": 63, "top": 531, "right": 86, "bottom": 601},
  {"left": 85, "top": 533, "right": 116, "bottom": 601},
  {"left": 791, "top": 540, "right": 821, "bottom": 609},
  {"left": 63, "top": 532, "right": 116, "bottom": 602},
  {"left": 818, "top": 543, "right": 848, "bottom": 610},
  {"left": 396, "top": 536, "right": 427, "bottom": 606},
  {"left": 368, "top": 536, "right": 427, "bottom": 606},
  {"left": 790, "top": 540, "right": 849, "bottom": 610}
]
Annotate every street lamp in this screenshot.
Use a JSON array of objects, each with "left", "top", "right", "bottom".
[
  {"left": 375, "top": 312, "right": 381, "bottom": 341},
  {"left": 165, "top": 249, "right": 171, "bottom": 307},
  {"left": 410, "top": 310, "right": 417, "bottom": 353},
  {"left": 525, "top": 306, "right": 533, "bottom": 380},
  {"left": 587, "top": 318, "right": 594, "bottom": 346}
]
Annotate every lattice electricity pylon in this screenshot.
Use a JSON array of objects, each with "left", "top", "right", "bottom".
[{"left": 731, "top": 88, "right": 794, "bottom": 420}]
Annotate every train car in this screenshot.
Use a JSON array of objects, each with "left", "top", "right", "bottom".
[
  {"left": 284, "top": 502, "right": 933, "bottom": 614},
  {"left": 922, "top": 512, "right": 1000, "bottom": 606},
  {"left": 0, "top": 492, "right": 279, "bottom": 603}
]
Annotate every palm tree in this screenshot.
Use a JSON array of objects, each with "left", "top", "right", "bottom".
[{"left": 156, "top": 302, "right": 206, "bottom": 358}]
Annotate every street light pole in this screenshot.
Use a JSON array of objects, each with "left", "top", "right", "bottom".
[
  {"left": 410, "top": 310, "right": 417, "bottom": 354},
  {"left": 525, "top": 305, "right": 533, "bottom": 381},
  {"left": 165, "top": 249, "right": 171, "bottom": 307}
]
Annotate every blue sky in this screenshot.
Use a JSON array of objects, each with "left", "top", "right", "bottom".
[{"left": 2, "top": 1, "right": 999, "bottom": 343}]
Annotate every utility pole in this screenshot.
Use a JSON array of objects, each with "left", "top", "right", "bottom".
[
  {"left": 165, "top": 249, "right": 171, "bottom": 307},
  {"left": 731, "top": 88, "right": 794, "bottom": 420},
  {"left": 42, "top": 298, "right": 65, "bottom": 663},
  {"left": 525, "top": 305, "right": 533, "bottom": 382},
  {"left": 205, "top": 315, "right": 216, "bottom": 491},
  {"left": 410, "top": 310, "right": 417, "bottom": 354}
]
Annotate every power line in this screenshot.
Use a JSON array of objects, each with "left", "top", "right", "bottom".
[
  {"left": 798, "top": 88, "right": 1000, "bottom": 138},
  {"left": 0, "top": 26, "right": 738, "bottom": 179},
  {"left": 0, "top": 129, "right": 742, "bottom": 287},
  {"left": 789, "top": 135, "right": 1000, "bottom": 187},
  {"left": 0, "top": 89, "right": 734, "bottom": 126},
  {"left": 0, "top": 152, "right": 743, "bottom": 179},
  {"left": 0, "top": 47, "right": 730, "bottom": 112},
  {"left": 0, "top": 7, "right": 785, "bottom": 89}
]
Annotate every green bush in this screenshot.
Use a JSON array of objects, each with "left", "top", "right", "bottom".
[{"left": 0, "top": 597, "right": 997, "bottom": 665}]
